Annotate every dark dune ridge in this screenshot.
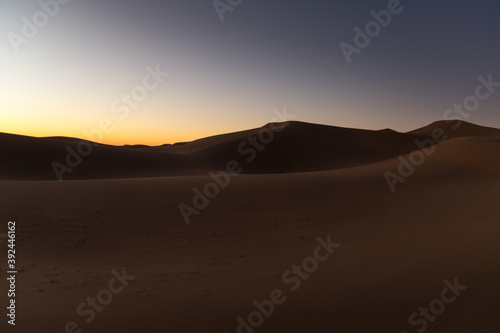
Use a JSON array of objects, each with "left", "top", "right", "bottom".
[
  {"left": 0, "top": 120, "right": 498, "bottom": 181},
  {"left": 410, "top": 120, "right": 500, "bottom": 138}
]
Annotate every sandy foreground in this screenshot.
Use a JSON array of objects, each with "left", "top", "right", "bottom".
[{"left": 1, "top": 136, "right": 500, "bottom": 333}]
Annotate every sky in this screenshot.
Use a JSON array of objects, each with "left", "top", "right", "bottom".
[{"left": 1, "top": 0, "right": 499, "bottom": 145}]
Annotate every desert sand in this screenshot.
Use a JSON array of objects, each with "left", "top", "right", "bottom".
[{"left": 0, "top": 120, "right": 499, "bottom": 332}]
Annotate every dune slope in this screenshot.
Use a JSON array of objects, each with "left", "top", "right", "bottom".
[
  {"left": 1, "top": 143, "right": 499, "bottom": 332},
  {"left": 0, "top": 121, "right": 428, "bottom": 180}
]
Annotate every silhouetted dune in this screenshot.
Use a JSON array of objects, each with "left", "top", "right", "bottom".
[
  {"left": 194, "top": 121, "right": 428, "bottom": 173},
  {"left": 0, "top": 133, "right": 205, "bottom": 181},
  {"left": 1, "top": 120, "right": 499, "bottom": 181},
  {"left": 409, "top": 120, "right": 500, "bottom": 138}
]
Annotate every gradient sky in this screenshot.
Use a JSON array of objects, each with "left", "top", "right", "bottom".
[{"left": 1, "top": 0, "right": 499, "bottom": 145}]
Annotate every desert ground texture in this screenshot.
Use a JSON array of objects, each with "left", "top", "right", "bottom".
[{"left": 1, "top": 120, "right": 499, "bottom": 332}]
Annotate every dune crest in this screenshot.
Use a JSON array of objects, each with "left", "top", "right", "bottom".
[{"left": 1, "top": 120, "right": 499, "bottom": 181}]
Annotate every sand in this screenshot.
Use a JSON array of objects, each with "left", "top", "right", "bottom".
[{"left": 0, "top": 120, "right": 499, "bottom": 332}]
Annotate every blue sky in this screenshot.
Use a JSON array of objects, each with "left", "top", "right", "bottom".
[{"left": 1, "top": 0, "right": 499, "bottom": 144}]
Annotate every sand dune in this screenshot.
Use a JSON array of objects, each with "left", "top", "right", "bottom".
[
  {"left": 192, "top": 121, "right": 429, "bottom": 174},
  {"left": 409, "top": 120, "right": 500, "bottom": 138},
  {"left": 0, "top": 121, "right": 442, "bottom": 180},
  {"left": 1, "top": 120, "right": 500, "bottom": 332},
  {"left": 426, "top": 136, "right": 500, "bottom": 174},
  {"left": 1, "top": 143, "right": 500, "bottom": 332},
  {"left": 0, "top": 132, "right": 205, "bottom": 180}
]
